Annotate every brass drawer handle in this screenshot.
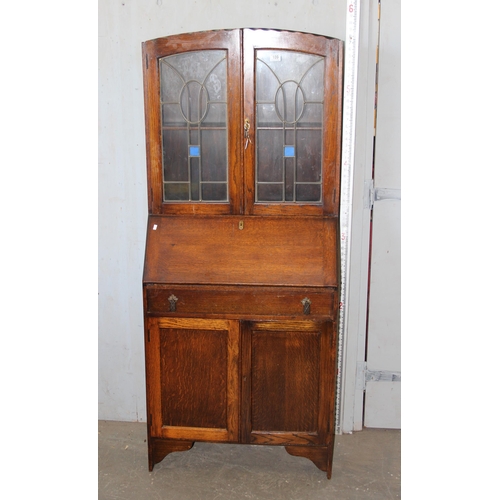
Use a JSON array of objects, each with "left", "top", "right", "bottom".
[
  {"left": 168, "top": 294, "right": 178, "bottom": 312},
  {"left": 301, "top": 297, "right": 311, "bottom": 315}
]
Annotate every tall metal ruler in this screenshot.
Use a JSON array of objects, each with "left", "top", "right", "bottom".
[{"left": 336, "top": 0, "right": 361, "bottom": 435}]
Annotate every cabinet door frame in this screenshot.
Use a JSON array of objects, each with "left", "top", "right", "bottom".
[
  {"left": 242, "top": 29, "right": 343, "bottom": 216},
  {"left": 145, "top": 317, "right": 240, "bottom": 442},
  {"left": 240, "top": 319, "right": 336, "bottom": 446},
  {"left": 142, "top": 29, "right": 243, "bottom": 215}
]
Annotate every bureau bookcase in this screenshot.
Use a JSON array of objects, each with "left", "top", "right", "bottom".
[{"left": 142, "top": 28, "right": 343, "bottom": 478}]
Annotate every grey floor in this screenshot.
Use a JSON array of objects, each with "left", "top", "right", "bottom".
[{"left": 99, "top": 420, "right": 400, "bottom": 499}]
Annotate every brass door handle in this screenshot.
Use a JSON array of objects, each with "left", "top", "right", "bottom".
[
  {"left": 244, "top": 118, "right": 252, "bottom": 149},
  {"left": 301, "top": 297, "right": 311, "bottom": 315},
  {"left": 168, "top": 294, "right": 178, "bottom": 312}
]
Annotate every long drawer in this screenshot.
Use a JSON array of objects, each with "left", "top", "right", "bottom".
[{"left": 145, "top": 285, "right": 336, "bottom": 319}]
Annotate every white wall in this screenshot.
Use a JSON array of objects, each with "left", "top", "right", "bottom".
[{"left": 98, "top": 0, "right": 347, "bottom": 422}]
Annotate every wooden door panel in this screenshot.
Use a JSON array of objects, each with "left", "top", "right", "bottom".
[
  {"left": 160, "top": 328, "right": 228, "bottom": 429},
  {"left": 146, "top": 318, "right": 240, "bottom": 442},
  {"left": 251, "top": 329, "right": 320, "bottom": 432},
  {"left": 242, "top": 320, "right": 335, "bottom": 446}
]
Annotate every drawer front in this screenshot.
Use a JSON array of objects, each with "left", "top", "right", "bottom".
[{"left": 145, "top": 286, "right": 335, "bottom": 318}]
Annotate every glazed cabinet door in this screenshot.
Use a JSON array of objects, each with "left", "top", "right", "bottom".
[
  {"left": 145, "top": 317, "right": 240, "bottom": 442},
  {"left": 242, "top": 29, "right": 343, "bottom": 216},
  {"left": 142, "top": 30, "right": 242, "bottom": 215},
  {"left": 241, "top": 320, "right": 336, "bottom": 446}
]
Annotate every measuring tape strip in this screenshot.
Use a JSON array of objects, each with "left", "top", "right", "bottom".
[{"left": 336, "top": 0, "right": 360, "bottom": 435}]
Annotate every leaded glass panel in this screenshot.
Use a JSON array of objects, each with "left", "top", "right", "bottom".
[
  {"left": 160, "top": 50, "right": 228, "bottom": 202},
  {"left": 255, "top": 50, "right": 324, "bottom": 203}
]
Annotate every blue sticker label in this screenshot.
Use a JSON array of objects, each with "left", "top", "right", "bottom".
[
  {"left": 284, "top": 146, "right": 295, "bottom": 157},
  {"left": 189, "top": 145, "right": 200, "bottom": 157}
]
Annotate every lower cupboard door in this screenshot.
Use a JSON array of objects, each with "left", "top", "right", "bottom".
[
  {"left": 241, "top": 320, "right": 336, "bottom": 446},
  {"left": 146, "top": 317, "right": 240, "bottom": 442}
]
